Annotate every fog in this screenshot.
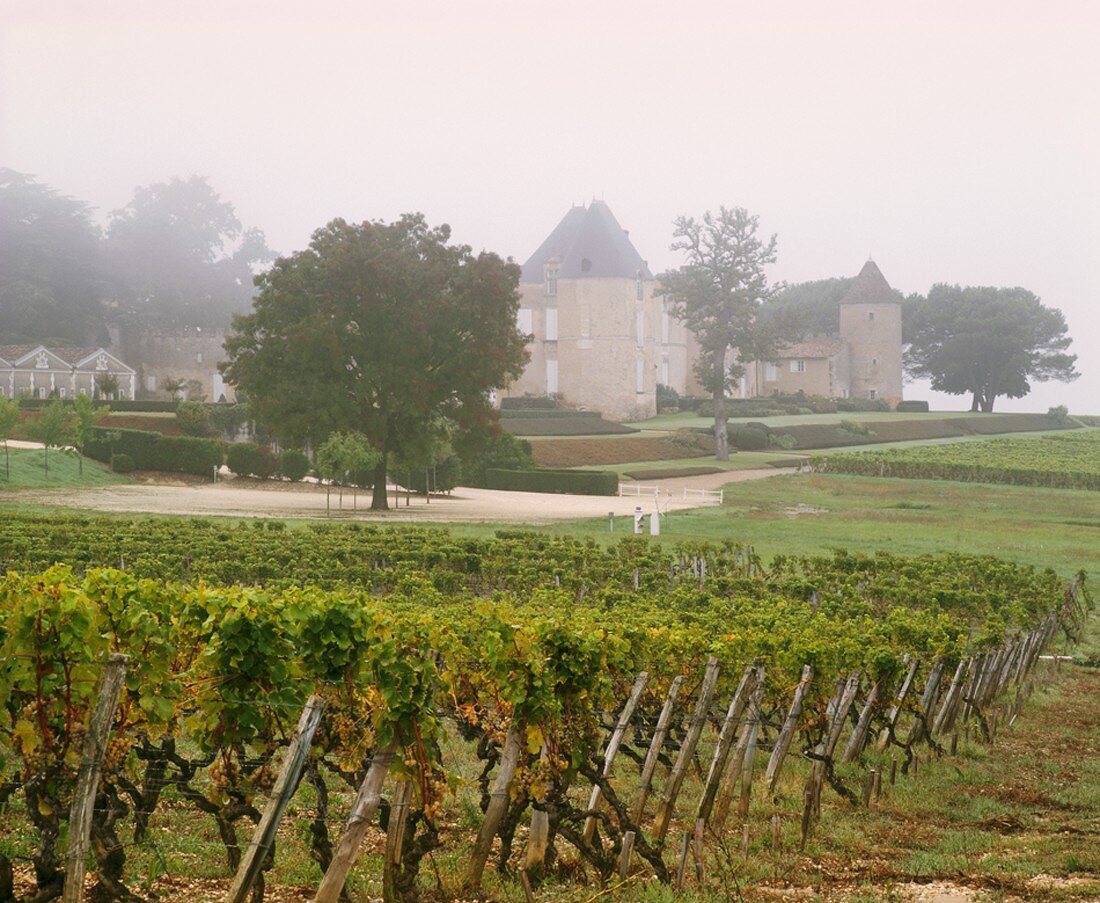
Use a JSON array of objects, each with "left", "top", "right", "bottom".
[{"left": 3, "top": 0, "right": 1097, "bottom": 412}]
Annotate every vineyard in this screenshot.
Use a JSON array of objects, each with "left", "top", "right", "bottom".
[
  {"left": 0, "top": 524, "right": 1091, "bottom": 901},
  {"left": 814, "top": 429, "right": 1100, "bottom": 490}
]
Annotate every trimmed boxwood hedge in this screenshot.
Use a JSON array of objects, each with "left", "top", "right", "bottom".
[
  {"left": 85, "top": 427, "right": 223, "bottom": 477},
  {"left": 895, "top": 400, "right": 931, "bottom": 413},
  {"left": 18, "top": 399, "right": 180, "bottom": 413},
  {"left": 622, "top": 466, "right": 722, "bottom": 480},
  {"left": 485, "top": 467, "right": 618, "bottom": 495}
]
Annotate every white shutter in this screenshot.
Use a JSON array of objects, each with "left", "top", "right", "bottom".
[
  {"left": 517, "top": 308, "right": 533, "bottom": 336},
  {"left": 545, "top": 308, "right": 558, "bottom": 341},
  {"left": 635, "top": 358, "right": 645, "bottom": 393},
  {"left": 546, "top": 360, "right": 559, "bottom": 394}
]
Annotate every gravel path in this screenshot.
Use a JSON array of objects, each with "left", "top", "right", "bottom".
[{"left": 12, "top": 468, "right": 788, "bottom": 524}]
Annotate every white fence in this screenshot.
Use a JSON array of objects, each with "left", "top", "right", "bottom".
[
  {"left": 682, "top": 487, "right": 724, "bottom": 504},
  {"left": 619, "top": 484, "right": 660, "bottom": 499}
]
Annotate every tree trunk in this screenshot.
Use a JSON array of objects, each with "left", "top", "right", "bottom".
[
  {"left": 370, "top": 455, "right": 389, "bottom": 510},
  {"left": 713, "top": 391, "right": 729, "bottom": 461},
  {"left": 970, "top": 392, "right": 981, "bottom": 412},
  {"left": 980, "top": 393, "right": 996, "bottom": 413}
]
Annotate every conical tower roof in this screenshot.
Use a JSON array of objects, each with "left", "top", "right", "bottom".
[
  {"left": 521, "top": 201, "right": 651, "bottom": 283},
  {"left": 840, "top": 259, "right": 895, "bottom": 304}
]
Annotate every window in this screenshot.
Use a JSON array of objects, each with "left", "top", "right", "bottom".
[
  {"left": 635, "top": 358, "right": 645, "bottom": 394},
  {"left": 868, "top": 311, "right": 875, "bottom": 322},
  {"left": 872, "top": 357, "right": 878, "bottom": 365},
  {"left": 635, "top": 310, "right": 645, "bottom": 347},
  {"left": 79, "top": 387, "right": 88, "bottom": 396},
  {"left": 869, "top": 389, "right": 877, "bottom": 399},
  {"left": 38, "top": 387, "right": 48, "bottom": 399},
  {"left": 790, "top": 359, "right": 806, "bottom": 373},
  {"left": 545, "top": 266, "right": 558, "bottom": 297},
  {"left": 545, "top": 308, "right": 558, "bottom": 341},
  {"left": 196, "top": 352, "right": 204, "bottom": 364},
  {"left": 546, "top": 360, "right": 559, "bottom": 394},
  {"left": 765, "top": 363, "right": 778, "bottom": 382},
  {"left": 146, "top": 374, "right": 158, "bottom": 392},
  {"left": 661, "top": 359, "right": 669, "bottom": 385},
  {"left": 841, "top": 388, "right": 850, "bottom": 399},
  {"left": 517, "top": 308, "right": 533, "bottom": 336},
  {"left": 59, "top": 387, "right": 67, "bottom": 398}
]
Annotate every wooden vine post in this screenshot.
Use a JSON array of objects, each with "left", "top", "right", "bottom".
[
  {"left": 314, "top": 738, "right": 398, "bottom": 903},
  {"left": 696, "top": 663, "right": 757, "bottom": 825},
  {"left": 466, "top": 723, "right": 524, "bottom": 890},
  {"left": 654, "top": 657, "right": 721, "bottom": 845},
  {"left": 631, "top": 675, "right": 684, "bottom": 824},
  {"left": 765, "top": 664, "right": 813, "bottom": 793},
  {"left": 582, "top": 671, "right": 649, "bottom": 845},
  {"left": 382, "top": 780, "right": 415, "bottom": 903},
  {"left": 712, "top": 662, "right": 767, "bottom": 829},
  {"left": 227, "top": 695, "right": 325, "bottom": 903},
  {"left": 876, "top": 656, "right": 919, "bottom": 750},
  {"left": 841, "top": 680, "right": 880, "bottom": 764},
  {"left": 63, "top": 653, "right": 130, "bottom": 903}
]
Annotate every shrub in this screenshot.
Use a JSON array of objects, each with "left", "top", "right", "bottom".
[
  {"left": 485, "top": 467, "right": 618, "bottom": 495},
  {"left": 656, "top": 383, "right": 680, "bottom": 410},
  {"left": 771, "top": 433, "right": 798, "bottom": 449},
  {"left": 1047, "top": 405, "right": 1070, "bottom": 425},
  {"left": 459, "top": 431, "right": 534, "bottom": 487},
  {"left": 255, "top": 446, "right": 278, "bottom": 479},
  {"left": 85, "top": 427, "right": 222, "bottom": 477},
  {"left": 227, "top": 442, "right": 264, "bottom": 478},
  {"left": 398, "top": 455, "right": 461, "bottom": 493},
  {"left": 110, "top": 453, "right": 134, "bottom": 473},
  {"left": 278, "top": 448, "right": 310, "bottom": 482},
  {"left": 622, "top": 466, "right": 722, "bottom": 480},
  {"left": 176, "top": 401, "right": 215, "bottom": 437},
  {"left": 731, "top": 428, "right": 768, "bottom": 451},
  {"left": 500, "top": 396, "right": 559, "bottom": 410},
  {"left": 839, "top": 419, "right": 872, "bottom": 436},
  {"left": 896, "top": 400, "right": 931, "bottom": 413},
  {"left": 837, "top": 397, "right": 891, "bottom": 412}
]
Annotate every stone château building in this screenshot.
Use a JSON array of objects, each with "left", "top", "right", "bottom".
[
  {"left": 501, "top": 201, "right": 698, "bottom": 421},
  {"left": 504, "top": 203, "right": 904, "bottom": 417}
]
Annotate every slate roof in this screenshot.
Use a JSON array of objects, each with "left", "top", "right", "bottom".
[
  {"left": 839, "top": 259, "right": 895, "bottom": 305},
  {"left": 0, "top": 345, "right": 39, "bottom": 364},
  {"left": 521, "top": 201, "right": 652, "bottom": 283},
  {"left": 774, "top": 337, "right": 846, "bottom": 360}
]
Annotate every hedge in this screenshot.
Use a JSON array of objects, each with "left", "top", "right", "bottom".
[
  {"left": 500, "top": 416, "right": 638, "bottom": 437},
  {"left": 498, "top": 410, "right": 603, "bottom": 420},
  {"left": 485, "top": 467, "right": 618, "bottom": 495},
  {"left": 622, "top": 466, "right": 723, "bottom": 480},
  {"left": 731, "top": 428, "right": 768, "bottom": 450},
  {"left": 895, "top": 400, "right": 930, "bottom": 413},
  {"left": 85, "top": 427, "right": 223, "bottom": 477},
  {"left": 500, "top": 396, "right": 559, "bottom": 410},
  {"left": 18, "top": 399, "right": 180, "bottom": 413}
]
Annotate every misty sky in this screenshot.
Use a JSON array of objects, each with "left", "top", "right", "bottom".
[{"left": 3, "top": 0, "right": 1097, "bottom": 412}]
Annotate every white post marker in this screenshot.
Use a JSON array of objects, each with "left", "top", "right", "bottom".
[
  {"left": 650, "top": 509, "right": 660, "bottom": 535},
  {"left": 633, "top": 506, "right": 644, "bottom": 534}
]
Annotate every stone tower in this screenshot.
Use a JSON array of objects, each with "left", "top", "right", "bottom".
[
  {"left": 837, "top": 260, "right": 904, "bottom": 404},
  {"left": 504, "top": 201, "right": 693, "bottom": 420}
]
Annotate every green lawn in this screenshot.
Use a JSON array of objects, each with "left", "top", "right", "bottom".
[
  {"left": 472, "top": 472, "right": 1099, "bottom": 578},
  {"left": 586, "top": 452, "right": 804, "bottom": 476},
  {"left": 635, "top": 409, "right": 983, "bottom": 431},
  {"left": 0, "top": 445, "right": 128, "bottom": 489}
]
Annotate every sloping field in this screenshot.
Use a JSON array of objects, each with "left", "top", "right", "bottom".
[{"left": 816, "top": 429, "right": 1100, "bottom": 490}]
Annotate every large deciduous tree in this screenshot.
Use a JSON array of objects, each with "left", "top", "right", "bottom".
[
  {"left": 658, "top": 207, "right": 790, "bottom": 460},
  {"left": 106, "top": 175, "right": 273, "bottom": 327},
  {"left": 0, "top": 169, "right": 108, "bottom": 344},
  {"left": 221, "top": 214, "right": 529, "bottom": 509},
  {"left": 904, "top": 285, "right": 1078, "bottom": 412}
]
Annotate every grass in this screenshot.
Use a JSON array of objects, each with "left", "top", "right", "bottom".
[
  {"left": 637, "top": 409, "right": 985, "bottom": 431},
  {"left": 0, "top": 445, "right": 128, "bottom": 490},
  {"left": 474, "top": 472, "right": 1100, "bottom": 578}
]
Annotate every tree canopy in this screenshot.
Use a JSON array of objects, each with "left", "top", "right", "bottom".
[
  {"left": 106, "top": 175, "right": 273, "bottom": 327},
  {"left": 658, "top": 206, "right": 791, "bottom": 459},
  {"left": 0, "top": 169, "right": 108, "bottom": 344},
  {"left": 904, "top": 285, "right": 1078, "bottom": 412},
  {"left": 221, "top": 214, "right": 529, "bottom": 508}
]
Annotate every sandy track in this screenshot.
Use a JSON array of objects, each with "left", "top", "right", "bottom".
[{"left": 12, "top": 468, "right": 787, "bottom": 524}]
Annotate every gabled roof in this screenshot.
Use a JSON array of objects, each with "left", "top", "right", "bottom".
[
  {"left": 775, "top": 337, "right": 846, "bottom": 360},
  {"left": 521, "top": 201, "right": 652, "bottom": 283},
  {"left": 839, "top": 260, "right": 896, "bottom": 305},
  {"left": 0, "top": 344, "right": 40, "bottom": 364}
]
